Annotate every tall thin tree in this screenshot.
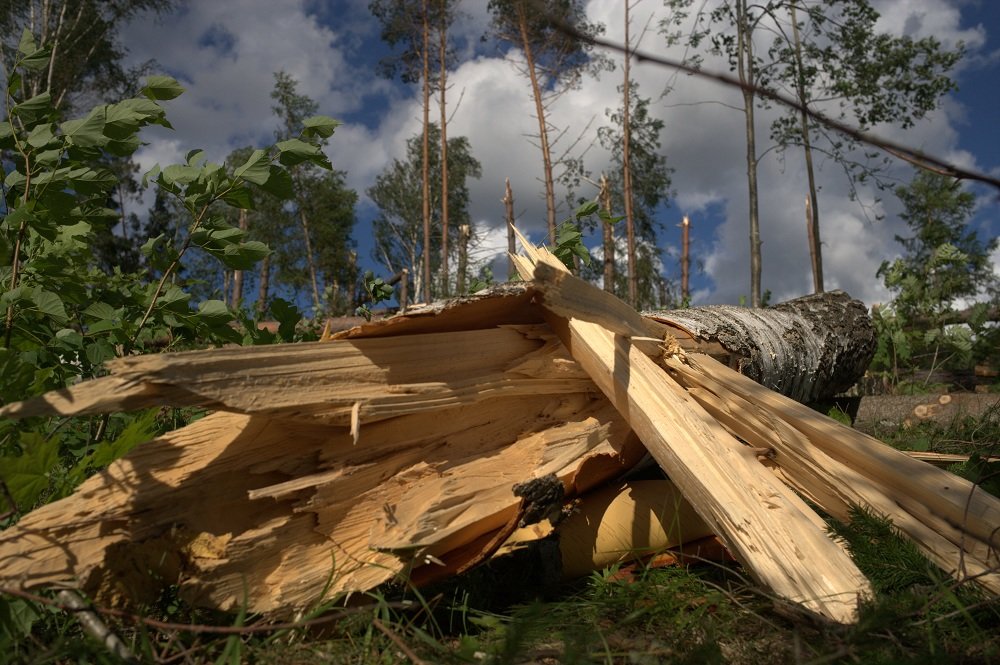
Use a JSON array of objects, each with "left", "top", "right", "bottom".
[{"left": 488, "top": 0, "right": 608, "bottom": 244}]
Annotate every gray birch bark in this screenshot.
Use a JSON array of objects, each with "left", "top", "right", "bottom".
[{"left": 651, "top": 289, "right": 875, "bottom": 403}]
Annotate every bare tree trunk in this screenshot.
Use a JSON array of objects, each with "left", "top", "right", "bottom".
[
  {"left": 791, "top": 4, "right": 822, "bottom": 293},
  {"left": 457, "top": 224, "right": 470, "bottom": 294},
  {"left": 421, "top": 0, "right": 433, "bottom": 304},
  {"left": 736, "top": 0, "right": 762, "bottom": 308},
  {"left": 599, "top": 173, "right": 615, "bottom": 294},
  {"left": 299, "top": 209, "right": 322, "bottom": 313},
  {"left": 504, "top": 178, "right": 516, "bottom": 278},
  {"left": 438, "top": 1, "right": 451, "bottom": 297},
  {"left": 400, "top": 268, "right": 409, "bottom": 313},
  {"left": 622, "top": 0, "right": 638, "bottom": 307},
  {"left": 681, "top": 215, "right": 690, "bottom": 303},
  {"left": 256, "top": 255, "right": 270, "bottom": 317},
  {"left": 516, "top": 3, "right": 558, "bottom": 244},
  {"left": 231, "top": 208, "right": 247, "bottom": 308}
]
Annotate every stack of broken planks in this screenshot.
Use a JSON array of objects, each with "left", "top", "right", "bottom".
[{"left": 0, "top": 236, "right": 997, "bottom": 626}]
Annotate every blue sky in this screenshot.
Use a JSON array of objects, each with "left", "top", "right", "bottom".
[{"left": 121, "top": 0, "right": 1000, "bottom": 309}]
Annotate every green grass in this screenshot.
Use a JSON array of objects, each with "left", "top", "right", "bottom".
[{"left": 3, "top": 410, "right": 1000, "bottom": 664}]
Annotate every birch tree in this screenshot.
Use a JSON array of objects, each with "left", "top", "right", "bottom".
[
  {"left": 765, "top": 0, "right": 961, "bottom": 292},
  {"left": 670, "top": 0, "right": 962, "bottom": 304}
]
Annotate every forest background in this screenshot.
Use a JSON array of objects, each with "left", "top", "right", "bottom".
[{"left": 105, "top": 0, "right": 1000, "bottom": 312}]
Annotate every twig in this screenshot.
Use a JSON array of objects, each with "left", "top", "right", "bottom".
[
  {"left": 56, "top": 589, "right": 138, "bottom": 663},
  {"left": 372, "top": 617, "right": 429, "bottom": 665},
  {"left": 541, "top": 9, "right": 1000, "bottom": 193}
]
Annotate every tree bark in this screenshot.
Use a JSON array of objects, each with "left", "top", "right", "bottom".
[
  {"left": 622, "top": 0, "right": 638, "bottom": 307},
  {"left": 231, "top": 208, "right": 247, "bottom": 308},
  {"left": 599, "top": 173, "right": 615, "bottom": 294},
  {"left": 736, "top": 0, "right": 762, "bottom": 308},
  {"left": 457, "top": 223, "right": 470, "bottom": 294},
  {"left": 650, "top": 290, "right": 875, "bottom": 404},
  {"left": 504, "top": 178, "right": 516, "bottom": 279},
  {"left": 517, "top": 2, "right": 558, "bottom": 244},
  {"left": 421, "top": 0, "right": 433, "bottom": 304},
  {"left": 438, "top": 2, "right": 451, "bottom": 297},
  {"left": 680, "top": 215, "right": 690, "bottom": 302},
  {"left": 299, "top": 208, "right": 322, "bottom": 313},
  {"left": 256, "top": 254, "right": 270, "bottom": 317},
  {"left": 791, "top": 4, "right": 823, "bottom": 293}
]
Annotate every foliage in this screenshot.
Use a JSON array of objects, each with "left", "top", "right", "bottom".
[
  {"left": 0, "top": 33, "right": 336, "bottom": 522},
  {"left": 369, "top": 0, "right": 456, "bottom": 85},
  {"left": 355, "top": 270, "right": 395, "bottom": 321},
  {"left": 872, "top": 171, "right": 998, "bottom": 387},
  {"left": 0, "top": 0, "right": 178, "bottom": 114},
  {"left": 267, "top": 71, "right": 356, "bottom": 316},
  {"left": 765, "top": 0, "right": 962, "bottom": 193},
  {"left": 486, "top": 0, "right": 610, "bottom": 88},
  {"left": 368, "top": 123, "right": 481, "bottom": 298},
  {"left": 594, "top": 81, "right": 674, "bottom": 309}
]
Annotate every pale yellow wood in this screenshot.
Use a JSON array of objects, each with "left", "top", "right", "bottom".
[
  {"left": 0, "top": 326, "right": 593, "bottom": 426},
  {"left": 549, "top": 314, "right": 870, "bottom": 623},
  {"left": 0, "top": 390, "right": 641, "bottom": 615},
  {"left": 683, "top": 353, "right": 1000, "bottom": 556},
  {"left": 673, "top": 360, "right": 1000, "bottom": 594}
]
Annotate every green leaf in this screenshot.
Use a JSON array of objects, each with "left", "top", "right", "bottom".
[
  {"left": 186, "top": 149, "right": 207, "bottom": 167},
  {"left": 26, "top": 122, "right": 55, "bottom": 148},
  {"left": 0, "top": 349, "right": 35, "bottom": 403},
  {"left": 276, "top": 138, "right": 331, "bottom": 169},
  {"left": 233, "top": 148, "right": 269, "bottom": 184},
  {"left": 61, "top": 109, "right": 106, "bottom": 148},
  {"left": 67, "top": 166, "right": 117, "bottom": 194},
  {"left": 0, "top": 597, "right": 41, "bottom": 650},
  {"left": 31, "top": 289, "right": 68, "bottom": 324},
  {"left": 84, "top": 338, "right": 117, "bottom": 365},
  {"left": 17, "top": 28, "right": 37, "bottom": 56},
  {"left": 270, "top": 298, "right": 301, "bottom": 341},
  {"left": 154, "top": 284, "right": 191, "bottom": 312},
  {"left": 258, "top": 166, "right": 293, "bottom": 199},
  {"left": 11, "top": 91, "right": 52, "bottom": 123},
  {"left": 102, "top": 102, "right": 150, "bottom": 140},
  {"left": 87, "top": 410, "right": 159, "bottom": 469},
  {"left": 141, "top": 75, "right": 185, "bottom": 100},
  {"left": 0, "top": 432, "right": 59, "bottom": 510},
  {"left": 55, "top": 328, "right": 84, "bottom": 349},
  {"left": 301, "top": 115, "right": 340, "bottom": 139},
  {"left": 160, "top": 163, "right": 202, "bottom": 186},
  {"left": 574, "top": 200, "right": 600, "bottom": 219},
  {"left": 196, "top": 299, "right": 233, "bottom": 327},
  {"left": 221, "top": 185, "right": 254, "bottom": 209}
]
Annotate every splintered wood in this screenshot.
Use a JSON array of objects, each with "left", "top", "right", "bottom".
[{"left": 1, "top": 235, "right": 998, "bottom": 625}]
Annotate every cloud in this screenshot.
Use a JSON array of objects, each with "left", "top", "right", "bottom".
[{"left": 119, "top": 0, "right": 997, "bottom": 308}]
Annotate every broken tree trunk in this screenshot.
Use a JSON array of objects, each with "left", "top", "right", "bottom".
[
  {"left": 0, "top": 254, "right": 940, "bottom": 624},
  {"left": 515, "top": 247, "right": 872, "bottom": 623},
  {"left": 520, "top": 242, "right": 1000, "bottom": 604}
]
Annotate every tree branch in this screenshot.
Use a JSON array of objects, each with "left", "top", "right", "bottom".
[{"left": 542, "top": 8, "right": 1000, "bottom": 193}]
